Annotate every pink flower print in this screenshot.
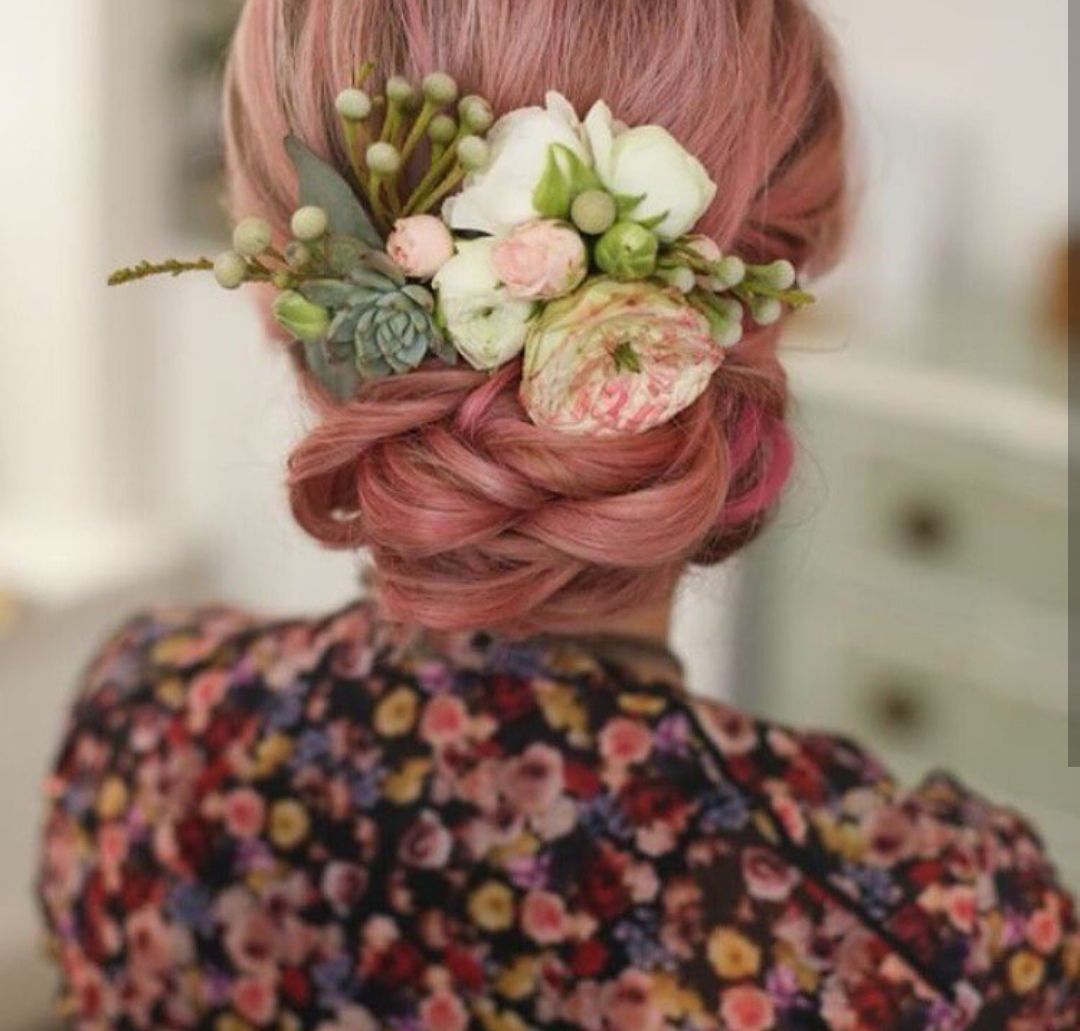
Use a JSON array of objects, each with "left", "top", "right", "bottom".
[
  {"left": 224, "top": 906, "right": 279, "bottom": 978},
  {"left": 600, "top": 970, "right": 664, "bottom": 1031},
  {"left": 231, "top": 975, "right": 278, "bottom": 1026},
  {"left": 186, "top": 669, "right": 230, "bottom": 733},
  {"left": 864, "top": 806, "right": 914, "bottom": 867},
  {"left": 598, "top": 717, "right": 653, "bottom": 768},
  {"left": 398, "top": 810, "right": 454, "bottom": 869},
  {"left": 1026, "top": 905, "right": 1063, "bottom": 955},
  {"left": 703, "top": 705, "right": 758, "bottom": 756},
  {"left": 97, "top": 823, "right": 130, "bottom": 894},
  {"left": 520, "top": 890, "right": 569, "bottom": 945},
  {"left": 741, "top": 847, "right": 801, "bottom": 903},
  {"left": 124, "top": 907, "right": 172, "bottom": 975},
  {"left": 321, "top": 862, "right": 370, "bottom": 916},
  {"left": 770, "top": 794, "right": 809, "bottom": 846},
  {"left": 943, "top": 886, "right": 978, "bottom": 934},
  {"left": 502, "top": 743, "right": 565, "bottom": 815},
  {"left": 419, "top": 987, "right": 469, "bottom": 1031},
  {"left": 420, "top": 694, "right": 470, "bottom": 748},
  {"left": 223, "top": 787, "right": 267, "bottom": 839},
  {"left": 720, "top": 985, "right": 777, "bottom": 1031}
]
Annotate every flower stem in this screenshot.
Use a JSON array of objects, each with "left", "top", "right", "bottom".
[
  {"left": 409, "top": 166, "right": 465, "bottom": 216},
  {"left": 402, "top": 126, "right": 467, "bottom": 214},
  {"left": 398, "top": 99, "right": 437, "bottom": 167},
  {"left": 108, "top": 258, "right": 214, "bottom": 286}
]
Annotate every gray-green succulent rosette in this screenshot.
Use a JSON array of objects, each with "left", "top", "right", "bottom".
[{"left": 111, "top": 66, "right": 814, "bottom": 435}]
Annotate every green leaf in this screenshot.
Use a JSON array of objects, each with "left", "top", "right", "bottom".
[
  {"left": 614, "top": 193, "right": 646, "bottom": 218},
  {"left": 285, "top": 134, "right": 383, "bottom": 249},
  {"left": 533, "top": 144, "right": 602, "bottom": 219},
  {"left": 302, "top": 338, "right": 359, "bottom": 403},
  {"left": 636, "top": 209, "right": 670, "bottom": 232},
  {"left": 533, "top": 146, "right": 574, "bottom": 220}
]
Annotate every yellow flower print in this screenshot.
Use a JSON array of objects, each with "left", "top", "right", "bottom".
[
  {"left": 1008, "top": 950, "right": 1046, "bottom": 995},
  {"left": 468, "top": 881, "right": 516, "bottom": 932},
  {"left": 383, "top": 758, "right": 432, "bottom": 805},
  {"left": 488, "top": 832, "right": 540, "bottom": 865},
  {"left": 707, "top": 927, "right": 762, "bottom": 980},
  {"left": 269, "top": 799, "right": 311, "bottom": 850},
  {"left": 495, "top": 954, "right": 540, "bottom": 1000},
  {"left": 474, "top": 1000, "right": 534, "bottom": 1031},
  {"left": 155, "top": 676, "right": 186, "bottom": 709},
  {"left": 650, "top": 972, "right": 707, "bottom": 1019},
  {"left": 215, "top": 1016, "right": 254, "bottom": 1031},
  {"left": 536, "top": 682, "right": 588, "bottom": 738},
  {"left": 814, "top": 814, "right": 867, "bottom": 863},
  {"left": 95, "top": 776, "right": 128, "bottom": 820},
  {"left": 254, "top": 733, "right": 294, "bottom": 778},
  {"left": 375, "top": 687, "right": 419, "bottom": 738},
  {"left": 617, "top": 693, "right": 667, "bottom": 718}
]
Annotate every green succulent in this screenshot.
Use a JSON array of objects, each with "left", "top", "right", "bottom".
[{"left": 296, "top": 246, "right": 457, "bottom": 389}]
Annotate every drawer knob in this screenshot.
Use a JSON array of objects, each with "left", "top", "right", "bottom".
[
  {"left": 895, "top": 499, "right": 955, "bottom": 555},
  {"left": 869, "top": 680, "right": 927, "bottom": 738}
]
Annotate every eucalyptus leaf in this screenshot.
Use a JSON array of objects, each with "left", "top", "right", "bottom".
[{"left": 285, "top": 134, "right": 383, "bottom": 248}]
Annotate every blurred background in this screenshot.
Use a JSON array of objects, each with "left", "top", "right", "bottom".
[{"left": 0, "top": 1, "right": 1071, "bottom": 1027}]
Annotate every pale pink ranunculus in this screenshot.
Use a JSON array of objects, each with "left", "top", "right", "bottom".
[
  {"left": 418, "top": 988, "right": 469, "bottom": 1031},
  {"left": 520, "top": 889, "right": 569, "bottom": 944},
  {"left": 598, "top": 717, "right": 653, "bottom": 767},
  {"left": 387, "top": 215, "right": 455, "bottom": 279},
  {"left": 520, "top": 278, "right": 724, "bottom": 437},
  {"left": 720, "top": 985, "right": 777, "bottom": 1031},
  {"left": 223, "top": 787, "right": 267, "bottom": 839},
  {"left": 492, "top": 219, "right": 588, "bottom": 301}
]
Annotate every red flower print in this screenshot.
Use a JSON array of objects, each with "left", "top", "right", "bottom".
[
  {"left": 489, "top": 674, "right": 535, "bottom": 720},
  {"left": 579, "top": 845, "right": 632, "bottom": 921},
  {"left": 568, "top": 938, "right": 609, "bottom": 979},
  {"left": 374, "top": 940, "right": 426, "bottom": 988},
  {"left": 281, "top": 967, "right": 311, "bottom": 1008}
]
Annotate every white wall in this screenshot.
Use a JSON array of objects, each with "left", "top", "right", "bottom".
[{"left": 813, "top": 0, "right": 1067, "bottom": 298}]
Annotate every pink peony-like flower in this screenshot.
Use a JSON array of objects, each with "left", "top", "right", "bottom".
[
  {"left": 493, "top": 219, "right": 588, "bottom": 301},
  {"left": 720, "top": 985, "right": 777, "bottom": 1031},
  {"left": 420, "top": 694, "right": 469, "bottom": 748},
  {"left": 520, "top": 278, "right": 724, "bottom": 436},
  {"left": 387, "top": 215, "right": 455, "bottom": 279}
]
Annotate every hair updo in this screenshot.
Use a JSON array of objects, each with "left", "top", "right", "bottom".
[{"left": 223, "top": 0, "right": 850, "bottom": 637}]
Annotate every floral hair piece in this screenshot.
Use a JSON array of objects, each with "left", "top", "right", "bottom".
[{"left": 110, "top": 65, "right": 814, "bottom": 437}]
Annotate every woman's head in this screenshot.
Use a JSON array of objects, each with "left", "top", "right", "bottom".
[{"left": 223, "top": 0, "right": 850, "bottom": 637}]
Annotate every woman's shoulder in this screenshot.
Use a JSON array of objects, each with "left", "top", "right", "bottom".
[{"left": 687, "top": 694, "right": 1080, "bottom": 1024}]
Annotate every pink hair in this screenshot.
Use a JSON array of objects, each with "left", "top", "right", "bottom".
[{"left": 223, "top": 0, "right": 849, "bottom": 637}]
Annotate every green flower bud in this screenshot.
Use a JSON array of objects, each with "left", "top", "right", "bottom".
[
  {"left": 714, "top": 320, "right": 744, "bottom": 348},
  {"left": 659, "top": 266, "right": 696, "bottom": 294},
  {"left": 428, "top": 114, "right": 458, "bottom": 144},
  {"left": 716, "top": 256, "right": 746, "bottom": 288},
  {"left": 422, "top": 72, "right": 459, "bottom": 106},
  {"left": 594, "top": 222, "right": 660, "bottom": 281},
  {"left": 386, "top": 75, "right": 419, "bottom": 108},
  {"left": 232, "top": 216, "right": 273, "bottom": 257},
  {"left": 759, "top": 259, "right": 796, "bottom": 290},
  {"left": 570, "top": 189, "right": 618, "bottom": 236},
  {"left": 284, "top": 241, "right": 313, "bottom": 271},
  {"left": 213, "top": 251, "right": 248, "bottom": 290},
  {"left": 456, "top": 135, "right": 490, "bottom": 172},
  {"left": 336, "top": 88, "right": 372, "bottom": 121},
  {"left": 366, "top": 141, "right": 402, "bottom": 176},
  {"left": 714, "top": 297, "right": 744, "bottom": 323},
  {"left": 459, "top": 95, "right": 495, "bottom": 133},
  {"left": 750, "top": 297, "right": 783, "bottom": 326},
  {"left": 272, "top": 290, "right": 331, "bottom": 343},
  {"left": 291, "top": 206, "right": 329, "bottom": 242}
]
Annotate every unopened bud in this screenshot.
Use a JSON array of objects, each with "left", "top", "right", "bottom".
[
  {"left": 213, "top": 251, "right": 248, "bottom": 290},
  {"left": 456, "top": 135, "right": 490, "bottom": 172},
  {"left": 336, "top": 89, "right": 372, "bottom": 121},
  {"left": 291, "top": 206, "right": 329, "bottom": 242},
  {"left": 594, "top": 222, "right": 659, "bottom": 281},
  {"left": 428, "top": 114, "right": 458, "bottom": 144},
  {"left": 422, "top": 72, "right": 459, "bottom": 106},
  {"left": 570, "top": 190, "right": 618, "bottom": 236},
  {"left": 459, "top": 95, "right": 495, "bottom": 133},
  {"left": 232, "top": 216, "right": 272, "bottom": 257},
  {"left": 366, "top": 142, "right": 403, "bottom": 176}
]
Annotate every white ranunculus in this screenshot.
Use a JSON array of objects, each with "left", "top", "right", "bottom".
[
  {"left": 433, "top": 238, "right": 536, "bottom": 370},
  {"left": 441, "top": 92, "right": 589, "bottom": 237},
  {"left": 583, "top": 101, "right": 717, "bottom": 241}
]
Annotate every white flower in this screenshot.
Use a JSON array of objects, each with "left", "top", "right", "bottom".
[
  {"left": 583, "top": 101, "right": 716, "bottom": 241},
  {"left": 433, "top": 238, "right": 536, "bottom": 370},
  {"left": 442, "top": 92, "right": 589, "bottom": 237}
]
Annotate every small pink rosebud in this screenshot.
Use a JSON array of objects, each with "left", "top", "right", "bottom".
[
  {"left": 386, "top": 215, "right": 455, "bottom": 279},
  {"left": 492, "top": 219, "right": 588, "bottom": 301}
]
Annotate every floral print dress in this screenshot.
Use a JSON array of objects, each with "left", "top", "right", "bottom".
[{"left": 38, "top": 598, "right": 1079, "bottom": 1031}]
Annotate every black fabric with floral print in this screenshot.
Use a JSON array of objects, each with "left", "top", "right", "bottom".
[{"left": 37, "top": 598, "right": 1079, "bottom": 1031}]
